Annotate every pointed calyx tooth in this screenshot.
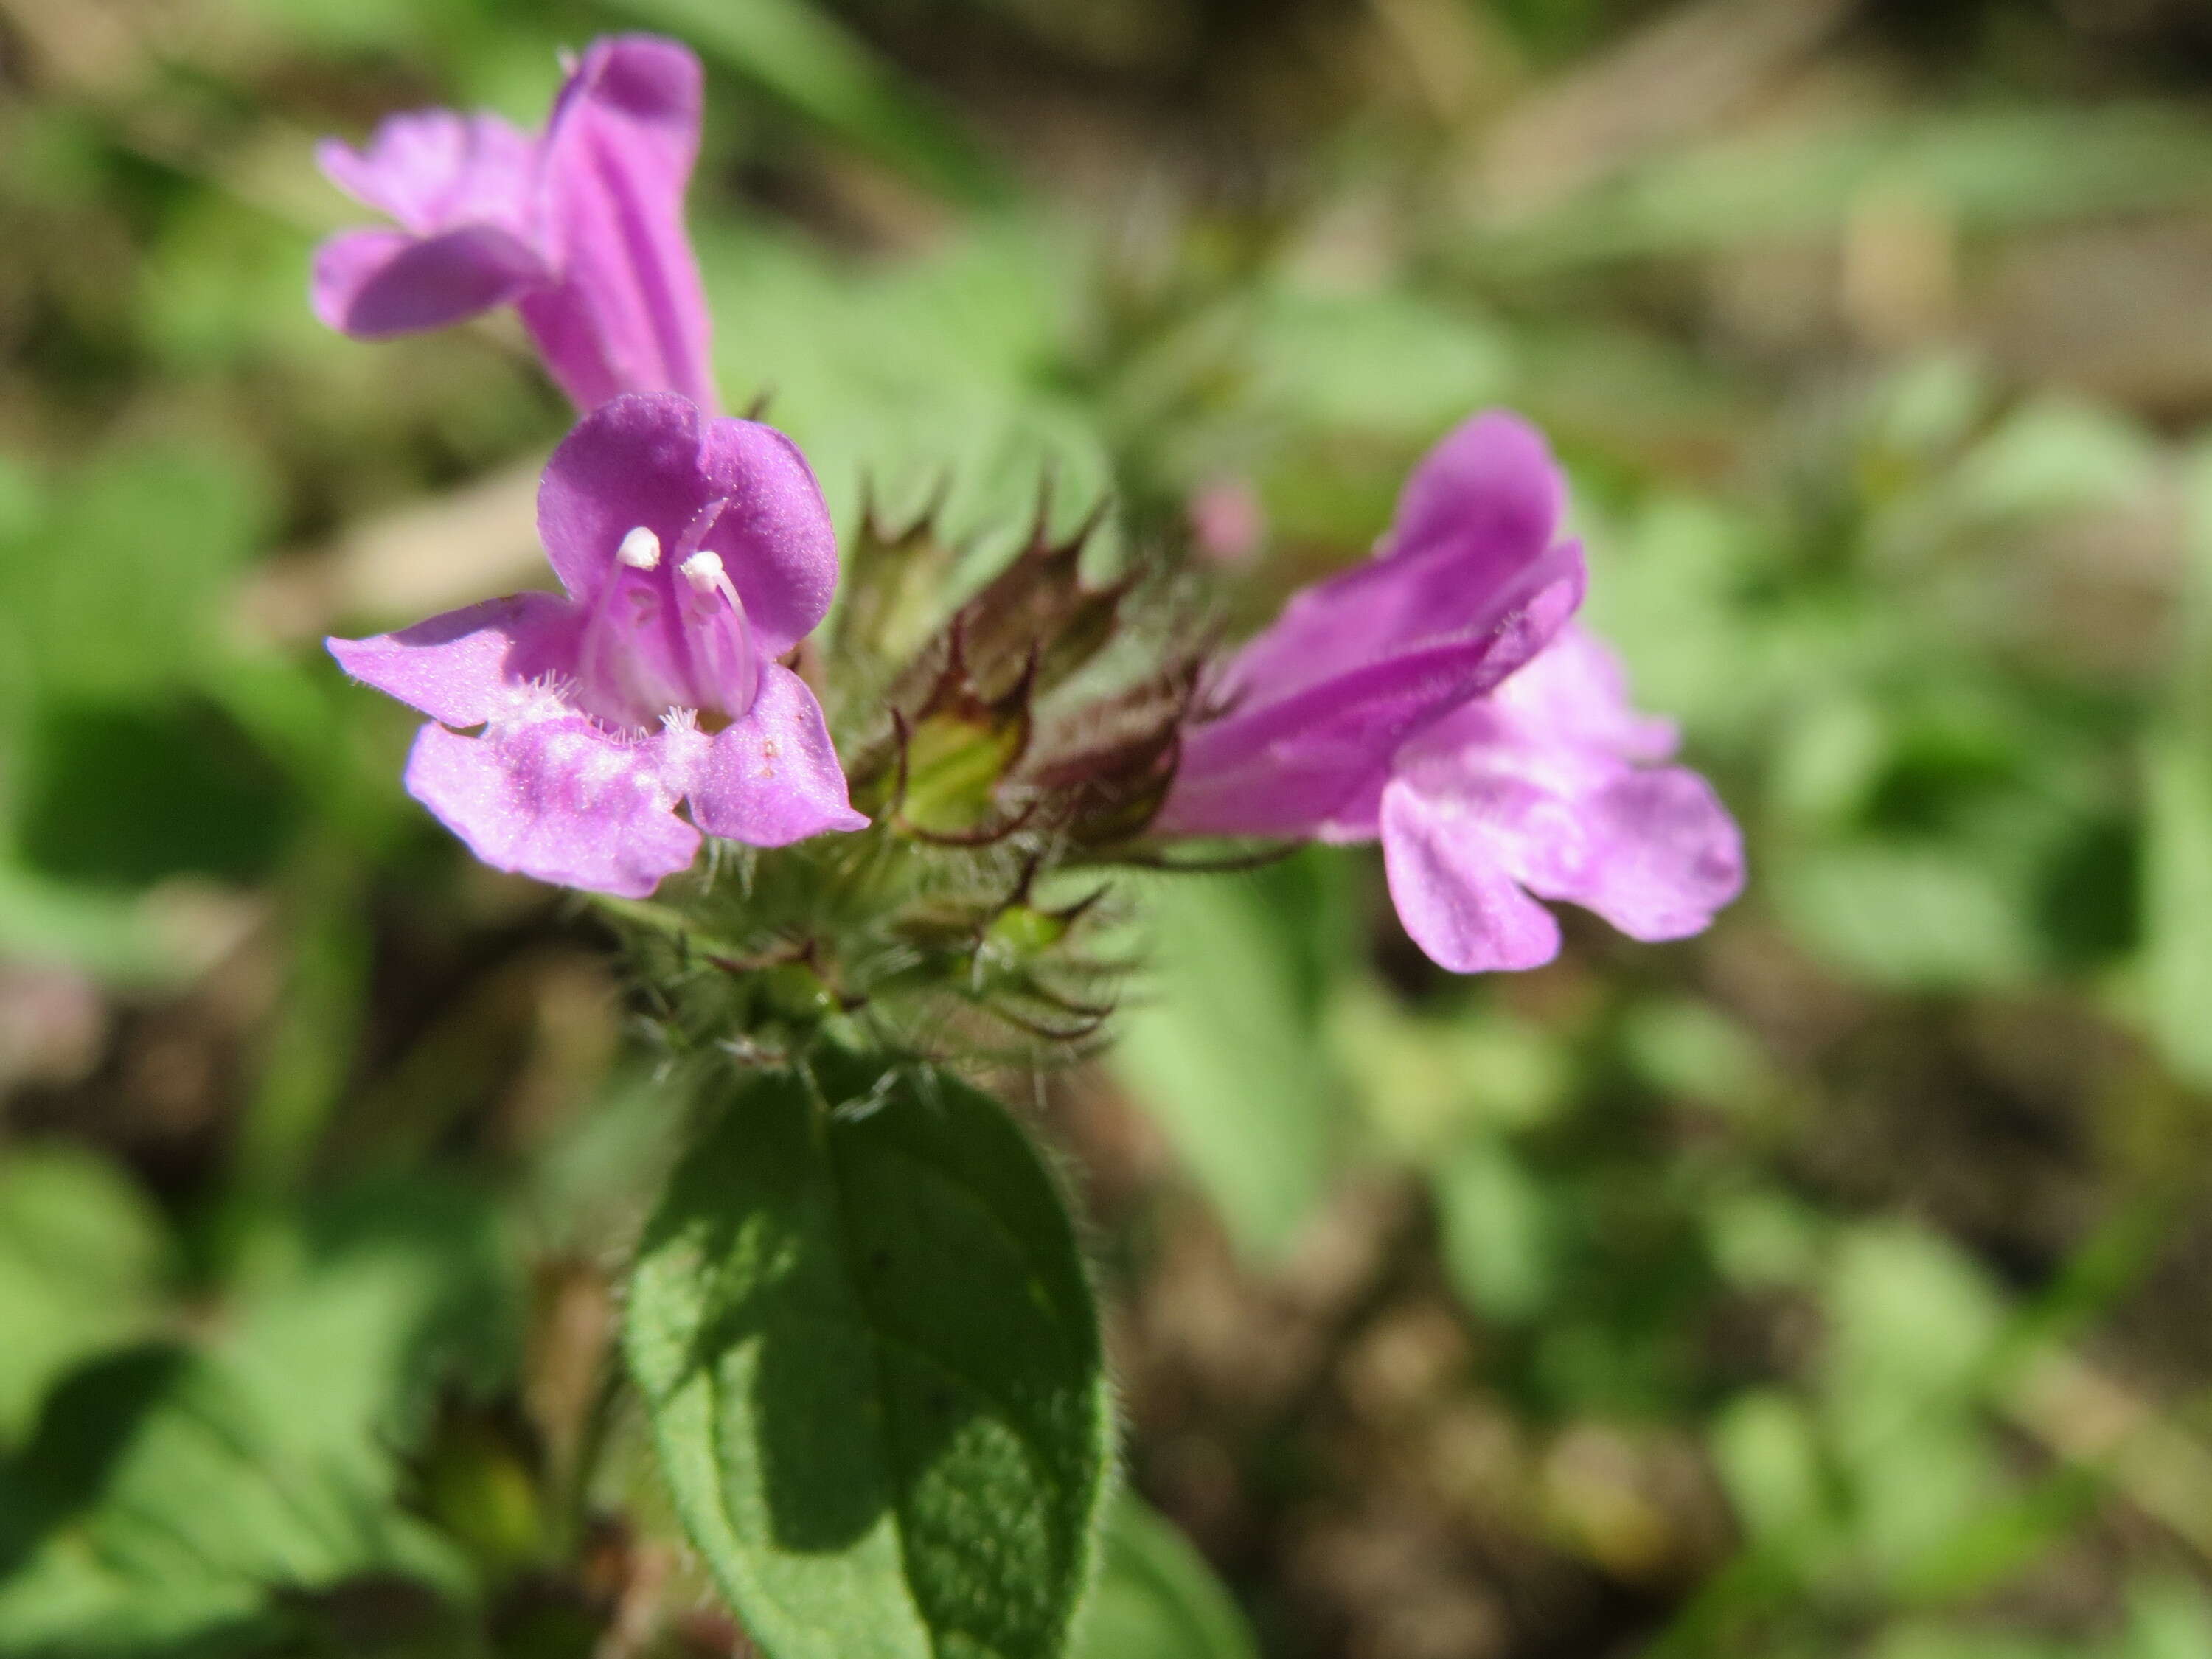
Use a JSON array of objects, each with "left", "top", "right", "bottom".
[
  {"left": 617, "top": 526, "right": 662, "bottom": 569},
  {"left": 678, "top": 549, "right": 726, "bottom": 590}
]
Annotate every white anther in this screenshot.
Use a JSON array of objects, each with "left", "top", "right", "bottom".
[
  {"left": 678, "top": 549, "right": 726, "bottom": 590},
  {"left": 617, "top": 526, "right": 662, "bottom": 570}
]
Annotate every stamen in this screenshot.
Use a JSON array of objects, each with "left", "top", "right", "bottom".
[
  {"left": 617, "top": 526, "right": 662, "bottom": 570},
  {"left": 678, "top": 549, "right": 726, "bottom": 590}
]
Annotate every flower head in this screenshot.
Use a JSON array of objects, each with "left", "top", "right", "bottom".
[
  {"left": 329, "top": 394, "right": 865, "bottom": 898},
  {"left": 1158, "top": 410, "right": 1742, "bottom": 972},
  {"left": 313, "top": 35, "right": 717, "bottom": 413}
]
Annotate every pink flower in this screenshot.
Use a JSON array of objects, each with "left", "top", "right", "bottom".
[
  {"left": 1158, "top": 411, "right": 1742, "bottom": 973},
  {"left": 313, "top": 35, "right": 718, "bottom": 413},
  {"left": 329, "top": 394, "right": 865, "bottom": 898}
]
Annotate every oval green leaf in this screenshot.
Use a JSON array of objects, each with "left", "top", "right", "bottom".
[
  {"left": 1072, "top": 1496, "right": 1257, "bottom": 1659},
  {"left": 625, "top": 1057, "right": 1112, "bottom": 1659}
]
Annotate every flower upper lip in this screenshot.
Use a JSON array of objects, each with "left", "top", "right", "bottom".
[{"left": 311, "top": 33, "right": 718, "bottom": 414}]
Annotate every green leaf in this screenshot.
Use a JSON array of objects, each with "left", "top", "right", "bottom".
[
  {"left": 0, "top": 1175, "right": 511, "bottom": 1653},
  {"left": 2140, "top": 732, "right": 2212, "bottom": 1088},
  {"left": 2143, "top": 441, "right": 2212, "bottom": 1088},
  {"left": 3, "top": 440, "right": 270, "bottom": 700},
  {"left": 1821, "top": 1223, "right": 2004, "bottom": 1461},
  {"left": 0, "top": 1148, "right": 172, "bottom": 1450},
  {"left": 1433, "top": 1139, "right": 1556, "bottom": 1324},
  {"left": 1708, "top": 1389, "right": 1829, "bottom": 1550},
  {"left": 1249, "top": 288, "right": 1516, "bottom": 440},
  {"left": 0, "top": 1346, "right": 465, "bottom": 1656},
  {"left": 703, "top": 222, "right": 1110, "bottom": 570},
  {"left": 1773, "top": 839, "right": 2039, "bottom": 991},
  {"left": 1114, "top": 857, "right": 1351, "bottom": 1260},
  {"left": 605, "top": 0, "right": 1002, "bottom": 204},
  {"left": 625, "top": 1057, "right": 1112, "bottom": 1659},
  {"left": 1072, "top": 1496, "right": 1255, "bottom": 1659},
  {"left": 1472, "top": 105, "right": 2212, "bottom": 276}
]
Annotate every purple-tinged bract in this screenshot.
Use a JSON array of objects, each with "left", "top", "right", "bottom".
[
  {"left": 328, "top": 394, "right": 864, "bottom": 899},
  {"left": 313, "top": 35, "right": 719, "bottom": 412},
  {"left": 1158, "top": 410, "right": 1742, "bottom": 973}
]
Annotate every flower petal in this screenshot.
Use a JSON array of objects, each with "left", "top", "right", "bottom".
[
  {"left": 1508, "top": 766, "right": 1745, "bottom": 942},
  {"left": 312, "top": 225, "right": 548, "bottom": 338},
  {"left": 1495, "top": 623, "right": 1677, "bottom": 762},
  {"left": 1382, "top": 408, "right": 1565, "bottom": 568},
  {"left": 404, "top": 716, "right": 701, "bottom": 898},
  {"left": 327, "top": 591, "right": 579, "bottom": 728},
  {"left": 691, "top": 418, "right": 838, "bottom": 658},
  {"left": 519, "top": 35, "right": 717, "bottom": 411},
  {"left": 1380, "top": 778, "right": 1561, "bottom": 973},
  {"left": 1158, "top": 542, "right": 1585, "bottom": 837},
  {"left": 536, "top": 396, "right": 837, "bottom": 655},
  {"left": 1218, "top": 411, "right": 1569, "bottom": 712},
  {"left": 316, "top": 110, "right": 537, "bottom": 236},
  {"left": 688, "top": 666, "right": 868, "bottom": 846},
  {"left": 1393, "top": 692, "right": 1744, "bottom": 947}
]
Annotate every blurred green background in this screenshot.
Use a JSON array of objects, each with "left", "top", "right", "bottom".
[{"left": 8, "top": 0, "right": 2212, "bottom": 1654}]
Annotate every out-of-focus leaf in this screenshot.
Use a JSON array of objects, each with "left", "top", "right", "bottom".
[
  {"left": 2141, "top": 900, "right": 2204, "bottom": 1099},
  {"left": 625, "top": 1057, "right": 1110, "bottom": 1659},
  {"left": 1249, "top": 288, "right": 1515, "bottom": 439},
  {"left": 1331, "top": 988, "right": 1568, "bottom": 1155},
  {"left": 1433, "top": 1138, "right": 1556, "bottom": 1323},
  {"left": 1472, "top": 106, "right": 2212, "bottom": 274},
  {"left": 1708, "top": 1389, "right": 1828, "bottom": 1548},
  {"left": 2142, "top": 442, "right": 2212, "bottom": 1088},
  {"left": 0, "top": 1149, "right": 171, "bottom": 1449},
  {"left": 1773, "top": 841, "right": 2037, "bottom": 990},
  {"left": 2, "top": 441, "right": 271, "bottom": 700},
  {"left": 1116, "top": 857, "right": 1352, "bottom": 1260},
  {"left": 15, "top": 699, "right": 297, "bottom": 891},
  {"left": 222, "top": 1175, "right": 519, "bottom": 1455},
  {"left": 705, "top": 222, "right": 1110, "bottom": 576},
  {"left": 1071, "top": 1495, "right": 1256, "bottom": 1659},
  {"left": 1822, "top": 1223, "right": 2004, "bottom": 1459},
  {"left": 1818, "top": 1226, "right": 2016, "bottom": 1592},
  {"left": 0, "top": 858, "right": 253, "bottom": 988},
  {"left": 1619, "top": 998, "right": 1772, "bottom": 1110},
  {"left": 1703, "top": 1189, "right": 1823, "bottom": 1291},
  {"left": 0, "top": 1180, "right": 505, "bottom": 1652},
  {"left": 605, "top": 0, "right": 1002, "bottom": 203},
  {"left": 0, "top": 1347, "right": 465, "bottom": 1656},
  {"left": 1941, "top": 397, "right": 2159, "bottom": 527},
  {"left": 2123, "top": 1575, "right": 2212, "bottom": 1659}
]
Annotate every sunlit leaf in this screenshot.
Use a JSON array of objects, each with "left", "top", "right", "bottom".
[{"left": 625, "top": 1057, "right": 1111, "bottom": 1659}]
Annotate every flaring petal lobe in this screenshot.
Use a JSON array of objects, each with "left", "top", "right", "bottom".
[
  {"left": 326, "top": 592, "right": 579, "bottom": 728},
  {"left": 689, "top": 665, "right": 869, "bottom": 846},
  {"left": 1380, "top": 780, "right": 1562, "bottom": 973},
  {"left": 312, "top": 225, "right": 548, "bottom": 338},
  {"left": 1509, "top": 767, "right": 1745, "bottom": 941},
  {"left": 404, "top": 717, "right": 702, "bottom": 899}
]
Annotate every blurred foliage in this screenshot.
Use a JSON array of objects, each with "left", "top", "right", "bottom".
[{"left": 8, "top": 0, "right": 2212, "bottom": 1655}]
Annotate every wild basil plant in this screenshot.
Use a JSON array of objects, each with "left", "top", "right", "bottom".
[{"left": 316, "top": 33, "right": 1743, "bottom": 1659}]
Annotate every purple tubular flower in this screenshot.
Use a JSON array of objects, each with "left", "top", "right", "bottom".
[
  {"left": 1157, "top": 410, "right": 1743, "bottom": 973},
  {"left": 313, "top": 35, "right": 719, "bottom": 412},
  {"left": 327, "top": 394, "right": 866, "bottom": 898}
]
